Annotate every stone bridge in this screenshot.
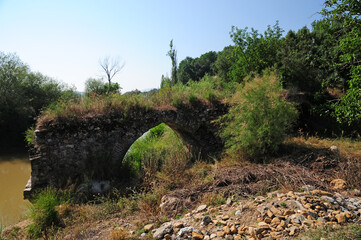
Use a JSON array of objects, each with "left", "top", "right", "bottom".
[{"left": 24, "top": 102, "right": 227, "bottom": 198}]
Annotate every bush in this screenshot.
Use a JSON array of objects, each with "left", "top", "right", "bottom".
[
  {"left": 27, "top": 188, "right": 64, "bottom": 239},
  {"left": 219, "top": 73, "right": 298, "bottom": 159}
]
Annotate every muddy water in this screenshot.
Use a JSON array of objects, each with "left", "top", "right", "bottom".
[{"left": 0, "top": 152, "right": 31, "bottom": 226}]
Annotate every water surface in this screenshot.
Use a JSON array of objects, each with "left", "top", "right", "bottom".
[{"left": 0, "top": 152, "right": 30, "bottom": 226}]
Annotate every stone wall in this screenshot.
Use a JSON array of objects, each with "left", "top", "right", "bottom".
[{"left": 24, "top": 102, "right": 227, "bottom": 198}]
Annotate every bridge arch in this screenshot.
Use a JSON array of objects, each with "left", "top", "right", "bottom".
[{"left": 24, "top": 103, "right": 227, "bottom": 198}]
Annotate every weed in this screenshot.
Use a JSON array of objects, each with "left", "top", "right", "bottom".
[
  {"left": 27, "top": 187, "right": 63, "bottom": 239},
  {"left": 110, "top": 228, "right": 130, "bottom": 240},
  {"left": 159, "top": 216, "right": 168, "bottom": 224},
  {"left": 0, "top": 225, "right": 4, "bottom": 240},
  {"left": 280, "top": 202, "right": 287, "bottom": 208},
  {"left": 117, "top": 196, "right": 139, "bottom": 216},
  {"left": 25, "top": 126, "right": 36, "bottom": 146},
  {"left": 204, "top": 193, "right": 226, "bottom": 206},
  {"left": 136, "top": 228, "right": 146, "bottom": 235}
]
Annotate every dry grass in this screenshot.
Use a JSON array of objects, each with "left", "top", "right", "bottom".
[
  {"left": 298, "top": 224, "right": 361, "bottom": 240},
  {"left": 287, "top": 136, "right": 361, "bottom": 189},
  {"left": 109, "top": 228, "right": 131, "bottom": 240},
  {"left": 37, "top": 82, "right": 225, "bottom": 128},
  {"left": 291, "top": 135, "right": 361, "bottom": 156}
]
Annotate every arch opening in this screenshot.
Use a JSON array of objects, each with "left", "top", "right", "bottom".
[{"left": 120, "top": 123, "right": 192, "bottom": 188}]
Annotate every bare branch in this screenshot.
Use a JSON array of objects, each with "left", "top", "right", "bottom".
[{"left": 99, "top": 56, "right": 125, "bottom": 84}]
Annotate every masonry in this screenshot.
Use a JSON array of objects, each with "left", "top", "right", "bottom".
[{"left": 24, "top": 101, "right": 228, "bottom": 198}]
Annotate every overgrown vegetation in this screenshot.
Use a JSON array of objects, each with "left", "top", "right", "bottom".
[
  {"left": 123, "top": 123, "right": 190, "bottom": 188},
  {"left": 2, "top": 0, "right": 361, "bottom": 239},
  {"left": 219, "top": 73, "right": 298, "bottom": 159},
  {"left": 27, "top": 188, "right": 69, "bottom": 239},
  {"left": 0, "top": 52, "right": 78, "bottom": 149}
]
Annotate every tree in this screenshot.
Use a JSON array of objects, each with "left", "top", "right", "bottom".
[
  {"left": 160, "top": 74, "right": 172, "bottom": 88},
  {"left": 0, "top": 52, "right": 74, "bottom": 148},
  {"left": 177, "top": 51, "right": 218, "bottom": 84},
  {"left": 322, "top": 0, "right": 361, "bottom": 125},
  {"left": 178, "top": 57, "right": 195, "bottom": 84},
  {"left": 85, "top": 77, "right": 121, "bottom": 95},
  {"left": 99, "top": 56, "right": 124, "bottom": 94},
  {"left": 167, "top": 40, "right": 178, "bottom": 85},
  {"left": 229, "top": 21, "right": 284, "bottom": 82},
  {"left": 214, "top": 46, "right": 235, "bottom": 82},
  {"left": 193, "top": 51, "right": 217, "bottom": 80}
]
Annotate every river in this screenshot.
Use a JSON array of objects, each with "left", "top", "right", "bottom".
[{"left": 0, "top": 151, "right": 31, "bottom": 226}]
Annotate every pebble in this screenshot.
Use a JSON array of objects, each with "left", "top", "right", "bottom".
[{"left": 149, "top": 188, "right": 361, "bottom": 239}]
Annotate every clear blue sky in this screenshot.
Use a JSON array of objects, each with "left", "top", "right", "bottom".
[{"left": 0, "top": 0, "right": 324, "bottom": 92}]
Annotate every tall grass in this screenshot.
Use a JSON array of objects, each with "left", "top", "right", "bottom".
[{"left": 27, "top": 188, "right": 69, "bottom": 239}]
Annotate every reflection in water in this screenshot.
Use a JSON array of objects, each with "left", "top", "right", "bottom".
[{"left": 0, "top": 153, "right": 31, "bottom": 226}]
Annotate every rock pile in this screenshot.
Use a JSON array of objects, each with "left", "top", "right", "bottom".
[{"left": 149, "top": 188, "right": 361, "bottom": 239}]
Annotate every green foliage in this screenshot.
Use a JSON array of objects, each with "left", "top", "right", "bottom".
[
  {"left": 219, "top": 73, "right": 298, "bottom": 159},
  {"left": 322, "top": 0, "right": 361, "bottom": 126},
  {"left": 280, "top": 202, "right": 287, "bottom": 208},
  {"left": 0, "top": 52, "right": 76, "bottom": 148},
  {"left": 167, "top": 40, "right": 178, "bottom": 85},
  {"left": 25, "top": 127, "right": 36, "bottom": 146},
  {"left": 85, "top": 78, "right": 106, "bottom": 95},
  {"left": 0, "top": 225, "right": 4, "bottom": 240},
  {"left": 178, "top": 51, "right": 218, "bottom": 84},
  {"left": 214, "top": 46, "right": 235, "bottom": 82},
  {"left": 187, "top": 93, "right": 198, "bottom": 106},
  {"left": 27, "top": 188, "right": 64, "bottom": 239},
  {"left": 160, "top": 74, "right": 172, "bottom": 88},
  {"left": 85, "top": 78, "right": 121, "bottom": 95},
  {"left": 229, "top": 21, "right": 283, "bottom": 82},
  {"left": 171, "top": 97, "right": 184, "bottom": 107},
  {"left": 333, "top": 66, "right": 361, "bottom": 125},
  {"left": 123, "top": 123, "right": 188, "bottom": 178},
  {"left": 277, "top": 19, "right": 347, "bottom": 92},
  {"left": 178, "top": 57, "right": 196, "bottom": 84}
]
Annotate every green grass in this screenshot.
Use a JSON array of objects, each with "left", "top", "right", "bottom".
[
  {"left": 0, "top": 225, "right": 4, "bottom": 240},
  {"left": 27, "top": 187, "right": 69, "bottom": 239},
  {"left": 123, "top": 123, "right": 190, "bottom": 185},
  {"left": 298, "top": 224, "right": 361, "bottom": 240}
]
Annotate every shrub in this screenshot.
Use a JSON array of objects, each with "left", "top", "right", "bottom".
[
  {"left": 171, "top": 97, "right": 183, "bottom": 107},
  {"left": 25, "top": 126, "right": 36, "bottom": 146},
  {"left": 219, "top": 73, "right": 298, "bottom": 159},
  {"left": 27, "top": 188, "right": 64, "bottom": 239},
  {"left": 187, "top": 93, "right": 198, "bottom": 106}
]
